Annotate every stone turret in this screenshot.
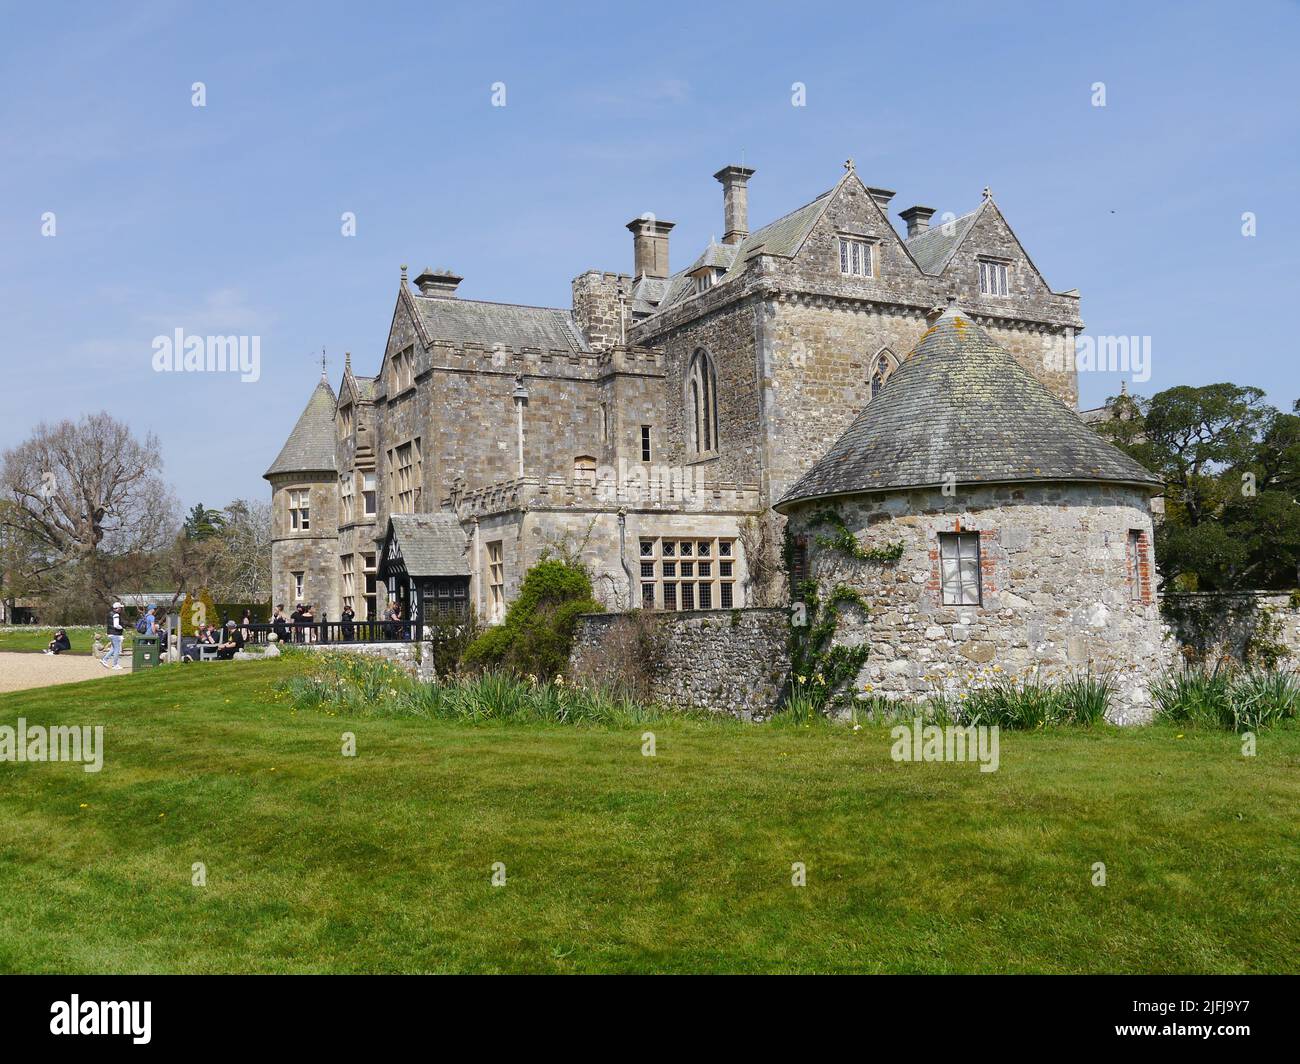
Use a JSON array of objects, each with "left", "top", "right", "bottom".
[{"left": 264, "top": 374, "right": 341, "bottom": 618}]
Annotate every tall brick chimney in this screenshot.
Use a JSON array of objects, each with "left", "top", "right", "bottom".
[
  {"left": 898, "top": 205, "right": 936, "bottom": 238},
  {"left": 413, "top": 266, "right": 463, "bottom": 297},
  {"left": 713, "top": 164, "right": 756, "bottom": 245},
  {"left": 626, "top": 215, "right": 675, "bottom": 279}
]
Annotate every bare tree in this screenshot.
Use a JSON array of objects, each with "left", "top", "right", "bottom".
[
  {"left": 211, "top": 499, "right": 272, "bottom": 601},
  {"left": 0, "top": 412, "right": 178, "bottom": 603}
]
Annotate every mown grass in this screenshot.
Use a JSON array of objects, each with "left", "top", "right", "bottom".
[
  {"left": 0, "top": 626, "right": 115, "bottom": 655},
  {"left": 0, "top": 656, "right": 1297, "bottom": 973}
]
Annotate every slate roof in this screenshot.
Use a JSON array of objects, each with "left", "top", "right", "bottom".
[
  {"left": 353, "top": 376, "right": 376, "bottom": 401},
  {"left": 650, "top": 186, "right": 837, "bottom": 314},
  {"left": 386, "top": 513, "right": 470, "bottom": 576},
  {"left": 264, "top": 378, "right": 338, "bottom": 478},
  {"left": 776, "top": 306, "right": 1161, "bottom": 509},
  {"left": 904, "top": 205, "right": 982, "bottom": 275},
  {"left": 413, "top": 296, "right": 588, "bottom": 352}
]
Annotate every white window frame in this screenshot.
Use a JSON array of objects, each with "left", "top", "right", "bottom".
[
  {"left": 638, "top": 536, "right": 738, "bottom": 612},
  {"left": 838, "top": 236, "right": 874, "bottom": 277},
  {"left": 978, "top": 258, "right": 1010, "bottom": 297},
  {"left": 292, "top": 571, "right": 305, "bottom": 602},
  {"left": 939, "top": 532, "right": 982, "bottom": 606},
  {"left": 340, "top": 472, "right": 355, "bottom": 525},
  {"left": 288, "top": 488, "right": 310, "bottom": 531},
  {"left": 362, "top": 471, "right": 377, "bottom": 516}
]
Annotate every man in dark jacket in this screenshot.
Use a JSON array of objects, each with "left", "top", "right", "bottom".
[
  {"left": 217, "top": 620, "right": 245, "bottom": 660},
  {"left": 101, "top": 601, "right": 126, "bottom": 670}
]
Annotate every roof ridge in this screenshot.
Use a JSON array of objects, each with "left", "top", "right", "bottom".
[{"left": 414, "top": 294, "right": 573, "bottom": 314}]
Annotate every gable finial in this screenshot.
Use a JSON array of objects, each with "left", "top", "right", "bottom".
[
  {"left": 982, "top": 186, "right": 992, "bottom": 200},
  {"left": 400, "top": 263, "right": 408, "bottom": 283},
  {"left": 320, "top": 347, "right": 327, "bottom": 380},
  {"left": 844, "top": 158, "right": 855, "bottom": 173},
  {"left": 344, "top": 350, "right": 352, "bottom": 373}
]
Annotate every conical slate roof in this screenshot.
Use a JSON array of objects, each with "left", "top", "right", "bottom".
[
  {"left": 776, "top": 306, "right": 1161, "bottom": 510},
  {"left": 264, "top": 377, "right": 338, "bottom": 478}
]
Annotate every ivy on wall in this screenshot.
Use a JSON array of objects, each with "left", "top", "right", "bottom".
[{"left": 784, "top": 508, "right": 904, "bottom": 712}]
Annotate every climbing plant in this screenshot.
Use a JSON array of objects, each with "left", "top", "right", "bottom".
[{"left": 784, "top": 508, "right": 904, "bottom": 713}]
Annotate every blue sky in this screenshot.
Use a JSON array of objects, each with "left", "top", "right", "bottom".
[{"left": 2, "top": 0, "right": 1297, "bottom": 511}]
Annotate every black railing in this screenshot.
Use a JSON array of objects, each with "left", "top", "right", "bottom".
[{"left": 240, "top": 620, "right": 421, "bottom": 646}]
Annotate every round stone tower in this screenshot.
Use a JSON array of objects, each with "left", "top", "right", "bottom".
[
  {"left": 263, "top": 373, "right": 340, "bottom": 619},
  {"left": 775, "top": 304, "right": 1168, "bottom": 722}
]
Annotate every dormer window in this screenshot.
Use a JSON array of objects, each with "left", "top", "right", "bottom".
[
  {"left": 978, "top": 258, "right": 1010, "bottom": 297},
  {"left": 869, "top": 347, "right": 898, "bottom": 400},
  {"left": 339, "top": 402, "right": 354, "bottom": 439},
  {"left": 838, "top": 237, "right": 874, "bottom": 277},
  {"left": 691, "top": 267, "right": 724, "bottom": 295}
]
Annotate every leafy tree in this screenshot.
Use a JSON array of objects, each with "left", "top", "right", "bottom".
[
  {"left": 183, "top": 504, "right": 227, "bottom": 541},
  {"left": 1098, "top": 385, "right": 1300, "bottom": 590}
]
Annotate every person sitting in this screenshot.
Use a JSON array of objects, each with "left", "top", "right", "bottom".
[
  {"left": 271, "top": 604, "right": 289, "bottom": 643},
  {"left": 44, "top": 629, "right": 72, "bottom": 655},
  {"left": 217, "top": 620, "right": 245, "bottom": 660},
  {"left": 196, "top": 624, "right": 216, "bottom": 645}
]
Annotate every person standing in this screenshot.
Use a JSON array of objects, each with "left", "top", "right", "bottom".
[
  {"left": 341, "top": 603, "right": 355, "bottom": 642},
  {"left": 101, "top": 600, "right": 126, "bottom": 670}
]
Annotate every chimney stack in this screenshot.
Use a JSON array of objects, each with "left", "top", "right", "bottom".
[
  {"left": 898, "top": 205, "right": 937, "bottom": 238},
  {"left": 713, "top": 164, "right": 756, "bottom": 245},
  {"left": 866, "top": 186, "right": 896, "bottom": 211},
  {"left": 626, "top": 215, "right": 676, "bottom": 279},
  {"left": 413, "top": 266, "right": 463, "bottom": 298}
]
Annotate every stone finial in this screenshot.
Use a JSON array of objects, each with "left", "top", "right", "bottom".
[
  {"left": 344, "top": 351, "right": 352, "bottom": 373},
  {"left": 400, "top": 263, "right": 408, "bottom": 283},
  {"left": 982, "top": 186, "right": 992, "bottom": 200},
  {"left": 844, "top": 158, "right": 855, "bottom": 173}
]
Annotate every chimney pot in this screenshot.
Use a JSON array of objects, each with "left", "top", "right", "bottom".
[
  {"left": 414, "top": 266, "right": 463, "bottom": 298},
  {"left": 898, "top": 205, "right": 937, "bottom": 238},
  {"left": 713, "top": 164, "right": 756, "bottom": 245},
  {"left": 625, "top": 216, "right": 676, "bottom": 279}
]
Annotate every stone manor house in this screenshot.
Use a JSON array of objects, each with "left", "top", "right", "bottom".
[{"left": 265, "top": 159, "right": 1166, "bottom": 715}]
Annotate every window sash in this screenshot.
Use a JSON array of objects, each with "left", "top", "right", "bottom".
[
  {"left": 638, "top": 536, "right": 737, "bottom": 611},
  {"left": 939, "top": 533, "right": 982, "bottom": 605}
]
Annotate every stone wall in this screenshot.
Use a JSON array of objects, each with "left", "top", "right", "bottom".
[
  {"left": 291, "top": 640, "right": 438, "bottom": 682},
  {"left": 1161, "top": 592, "right": 1300, "bottom": 665},
  {"left": 569, "top": 607, "right": 790, "bottom": 719},
  {"left": 784, "top": 483, "right": 1170, "bottom": 723}
]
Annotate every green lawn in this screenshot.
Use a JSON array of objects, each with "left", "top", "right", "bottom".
[
  {"left": 1, "top": 657, "right": 1296, "bottom": 973},
  {"left": 0, "top": 626, "right": 133, "bottom": 655}
]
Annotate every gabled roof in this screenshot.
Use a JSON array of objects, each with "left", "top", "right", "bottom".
[
  {"left": 383, "top": 513, "right": 470, "bottom": 577},
  {"left": 649, "top": 183, "right": 840, "bottom": 315},
  {"left": 412, "top": 295, "right": 588, "bottom": 352},
  {"left": 264, "top": 378, "right": 337, "bottom": 478},
  {"left": 904, "top": 205, "right": 983, "bottom": 275},
  {"left": 776, "top": 305, "right": 1161, "bottom": 509}
]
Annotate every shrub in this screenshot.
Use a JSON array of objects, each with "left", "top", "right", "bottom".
[
  {"left": 460, "top": 559, "right": 601, "bottom": 679},
  {"left": 181, "top": 588, "right": 220, "bottom": 636}
]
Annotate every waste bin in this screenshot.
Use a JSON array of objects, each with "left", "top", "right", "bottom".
[{"left": 132, "top": 635, "right": 160, "bottom": 671}]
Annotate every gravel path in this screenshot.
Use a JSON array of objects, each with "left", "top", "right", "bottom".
[{"left": 0, "top": 651, "right": 131, "bottom": 694}]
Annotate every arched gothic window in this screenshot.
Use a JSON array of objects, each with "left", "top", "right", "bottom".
[
  {"left": 869, "top": 347, "right": 898, "bottom": 400},
  {"left": 687, "top": 350, "right": 719, "bottom": 456}
]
